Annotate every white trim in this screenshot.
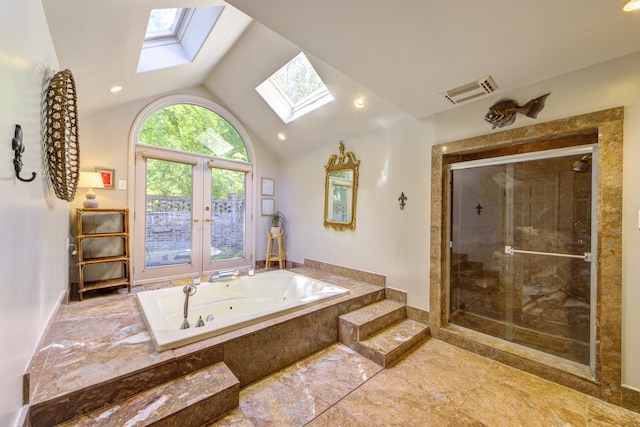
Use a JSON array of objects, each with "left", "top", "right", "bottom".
[
  {"left": 139, "top": 149, "right": 199, "bottom": 165},
  {"left": 129, "top": 94, "right": 256, "bottom": 284},
  {"left": 448, "top": 145, "right": 594, "bottom": 171},
  {"left": 207, "top": 158, "right": 252, "bottom": 173}
]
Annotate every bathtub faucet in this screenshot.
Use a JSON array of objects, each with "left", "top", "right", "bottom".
[
  {"left": 180, "top": 276, "right": 203, "bottom": 329},
  {"left": 208, "top": 268, "right": 241, "bottom": 282},
  {"left": 180, "top": 285, "right": 196, "bottom": 329}
]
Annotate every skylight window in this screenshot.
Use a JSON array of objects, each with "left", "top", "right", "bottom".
[
  {"left": 137, "top": 6, "right": 223, "bottom": 74},
  {"left": 145, "top": 8, "right": 186, "bottom": 40},
  {"left": 256, "top": 52, "right": 334, "bottom": 124}
]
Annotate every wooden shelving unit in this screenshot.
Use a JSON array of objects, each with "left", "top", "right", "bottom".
[{"left": 76, "top": 208, "right": 131, "bottom": 301}]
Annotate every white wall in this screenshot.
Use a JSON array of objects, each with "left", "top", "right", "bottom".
[
  {"left": 0, "top": 1, "right": 68, "bottom": 426},
  {"left": 280, "top": 52, "right": 640, "bottom": 390},
  {"left": 279, "top": 118, "right": 434, "bottom": 309}
]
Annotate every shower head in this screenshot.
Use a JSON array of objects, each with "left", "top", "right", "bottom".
[{"left": 572, "top": 154, "right": 592, "bottom": 173}]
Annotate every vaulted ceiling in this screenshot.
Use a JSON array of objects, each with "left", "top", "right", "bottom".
[{"left": 43, "top": 0, "right": 640, "bottom": 158}]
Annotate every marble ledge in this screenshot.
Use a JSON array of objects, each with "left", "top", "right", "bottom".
[{"left": 304, "top": 259, "right": 386, "bottom": 287}]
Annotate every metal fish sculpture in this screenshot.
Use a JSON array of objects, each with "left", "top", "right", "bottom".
[{"left": 485, "top": 93, "right": 550, "bottom": 129}]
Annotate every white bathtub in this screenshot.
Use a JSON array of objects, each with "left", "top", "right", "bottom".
[{"left": 137, "top": 270, "right": 350, "bottom": 351}]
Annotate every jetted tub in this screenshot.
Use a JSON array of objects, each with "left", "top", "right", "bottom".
[{"left": 137, "top": 269, "right": 350, "bottom": 351}]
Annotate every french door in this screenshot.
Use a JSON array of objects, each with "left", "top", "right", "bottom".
[{"left": 134, "top": 149, "right": 252, "bottom": 282}]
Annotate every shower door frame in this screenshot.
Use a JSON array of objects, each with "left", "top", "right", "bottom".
[
  {"left": 429, "top": 107, "right": 624, "bottom": 404},
  {"left": 445, "top": 145, "right": 598, "bottom": 372}
]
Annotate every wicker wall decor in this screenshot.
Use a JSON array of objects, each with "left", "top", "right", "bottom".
[{"left": 43, "top": 69, "right": 80, "bottom": 202}]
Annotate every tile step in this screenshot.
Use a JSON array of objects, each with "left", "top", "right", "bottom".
[
  {"left": 357, "top": 318, "right": 429, "bottom": 367},
  {"left": 339, "top": 299, "right": 406, "bottom": 342},
  {"left": 58, "top": 362, "right": 240, "bottom": 427}
]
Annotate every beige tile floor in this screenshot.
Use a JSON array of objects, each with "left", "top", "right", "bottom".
[{"left": 211, "top": 339, "right": 640, "bottom": 427}]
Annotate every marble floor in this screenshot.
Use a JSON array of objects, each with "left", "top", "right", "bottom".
[
  {"left": 211, "top": 339, "right": 640, "bottom": 427},
  {"left": 29, "top": 264, "right": 640, "bottom": 427}
]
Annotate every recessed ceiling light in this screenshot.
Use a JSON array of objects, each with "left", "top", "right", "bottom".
[
  {"left": 277, "top": 133, "right": 286, "bottom": 141},
  {"left": 354, "top": 97, "right": 365, "bottom": 108},
  {"left": 109, "top": 85, "right": 123, "bottom": 93},
  {"left": 623, "top": 0, "right": 640, "bottom": 11}
]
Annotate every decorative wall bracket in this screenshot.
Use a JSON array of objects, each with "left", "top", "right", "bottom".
[
  {"left": 398, "top": 192, "right": 407, "bottom": 210},
  {"left": 11, "top": 124, "right": 37, "bottom": 182}
]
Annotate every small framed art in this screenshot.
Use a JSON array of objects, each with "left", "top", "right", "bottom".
[
  {"left": 261, "top": 177, "right": 275, "bottom": 196},
  {"left": 95, "top": 167, "right": 115, "bottom": 189},
  {"left": 261, "top": 198, "right": 275, "bottom": 216}
]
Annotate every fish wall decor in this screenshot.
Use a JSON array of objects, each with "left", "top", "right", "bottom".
[{"left": 485, "top": 93, "right": 550, "bottom": 129}]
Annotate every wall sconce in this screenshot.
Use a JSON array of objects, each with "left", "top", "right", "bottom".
[{"left": 77, "top": 171, "right": 105, "bottom": 208}]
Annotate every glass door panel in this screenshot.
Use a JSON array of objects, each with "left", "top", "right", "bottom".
[
  {"left": 203, "top": 167, "right": 248, "bottom": 271},
  {"left": 135, "top": 151, "right": 253, "bottom": 282},
  {"left": 141, "top": 158, "right": 200, "bottom": 278},
  {"left": 448, "top": 147, "right": 595, "bottom": 366}
]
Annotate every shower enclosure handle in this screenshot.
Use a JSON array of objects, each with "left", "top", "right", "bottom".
[{"left": 504, "top": 245, "right": 591, "bottom": 262}]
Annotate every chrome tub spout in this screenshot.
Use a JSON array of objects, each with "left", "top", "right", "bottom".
[
  {"left": 208, "top": 268, "right": 240, "bottom": 282},
  {"left": 180, "top": 276, "right": 201, "bottom": 329}
]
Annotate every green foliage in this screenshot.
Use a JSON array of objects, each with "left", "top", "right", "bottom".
[
  {"left": 139, "top": 104, "right": 249, "bottom": 199},
  {"left": 212, "top": 168, "right": 245, "bottom": 199},
  {"left": 146, "top": 158, "right": 192, "bottom": 199},
  {"left": 267, "top": 211, "right": 286, "bottom": 228},
  {"left": 212, "top": 247, "right": 244, "bottom": 261},
  {"left": 138, "top": 104, "right": 248, "bottom": 161},
  {"left": 271, "top": 53, "right": 326, "bottom": 105}
]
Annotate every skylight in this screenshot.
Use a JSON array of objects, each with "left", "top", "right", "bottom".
[
  {"left": 137, "top": 6, "right": 223, "bottom": 74},
  {"left": 145, "top": 8, "right": 186, "bottom": 40},
  {"left": 256, "top": 52, "right": 334, "bottom": 124}
]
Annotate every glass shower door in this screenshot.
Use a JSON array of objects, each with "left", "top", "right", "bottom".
[{"left": 448, "top": 147, "right": 596, "bottom": 367}]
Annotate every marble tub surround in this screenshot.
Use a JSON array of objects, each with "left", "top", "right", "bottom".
[
  {"left": 430, "top": 108, "right": 630, "bottom": 409},
  {"left": 24, "top": 266, "right": 386, "bottom": 426},
  {"left": 211, "top": 339, "right": 640, "bottom": 426},
  {"left": 304, "top": 258, "right": 386, "bottom": 287},
  {"left": 303, "top": 263, "right": 430, "bottom": 325}
]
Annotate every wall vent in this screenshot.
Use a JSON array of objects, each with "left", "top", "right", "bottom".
[{"left": 440, "top": 75, "right": 498, "bottom": 105}]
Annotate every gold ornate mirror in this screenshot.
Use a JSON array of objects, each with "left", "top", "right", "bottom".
[{"left": 324, "top": 141, "right": 359, "bottom": 231}]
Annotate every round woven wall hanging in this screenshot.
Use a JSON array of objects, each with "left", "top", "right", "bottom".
[{"left": 43, "top": 69, "right": 80, "bottom": 202}]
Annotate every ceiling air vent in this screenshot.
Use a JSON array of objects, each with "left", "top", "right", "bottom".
[{"left": 440, "top": 75, "right": 498, "bottom": 105}]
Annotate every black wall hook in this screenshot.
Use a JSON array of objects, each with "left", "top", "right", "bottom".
[{"left": 12, "top": 124, "right": 37, "bottom": 182}]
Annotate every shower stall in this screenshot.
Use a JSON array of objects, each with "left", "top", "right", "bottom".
[{"left": 447, "top": 145, "right": 597, "bottom": 368}]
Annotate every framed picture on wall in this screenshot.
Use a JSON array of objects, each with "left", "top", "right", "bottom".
[
  {"left": 95, "top": 167, "right": 115, "bottom": 189},
  {"left": 261, "top": 177, "right": 275, "bottom": 196},
  {"left": 261, "top": 198, "right": 275, "bottom": 216}
]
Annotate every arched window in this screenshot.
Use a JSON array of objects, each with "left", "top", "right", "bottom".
[
  {"left": 138, "top": 103, "right": 248, "bottom": 161},
  {"left": 132, "top": 96, "right": 254, "bottom": 282}
]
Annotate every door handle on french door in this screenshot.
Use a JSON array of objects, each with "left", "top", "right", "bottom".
[{"left": 504, "top": 245, "right": 591, "bottom": 262}]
